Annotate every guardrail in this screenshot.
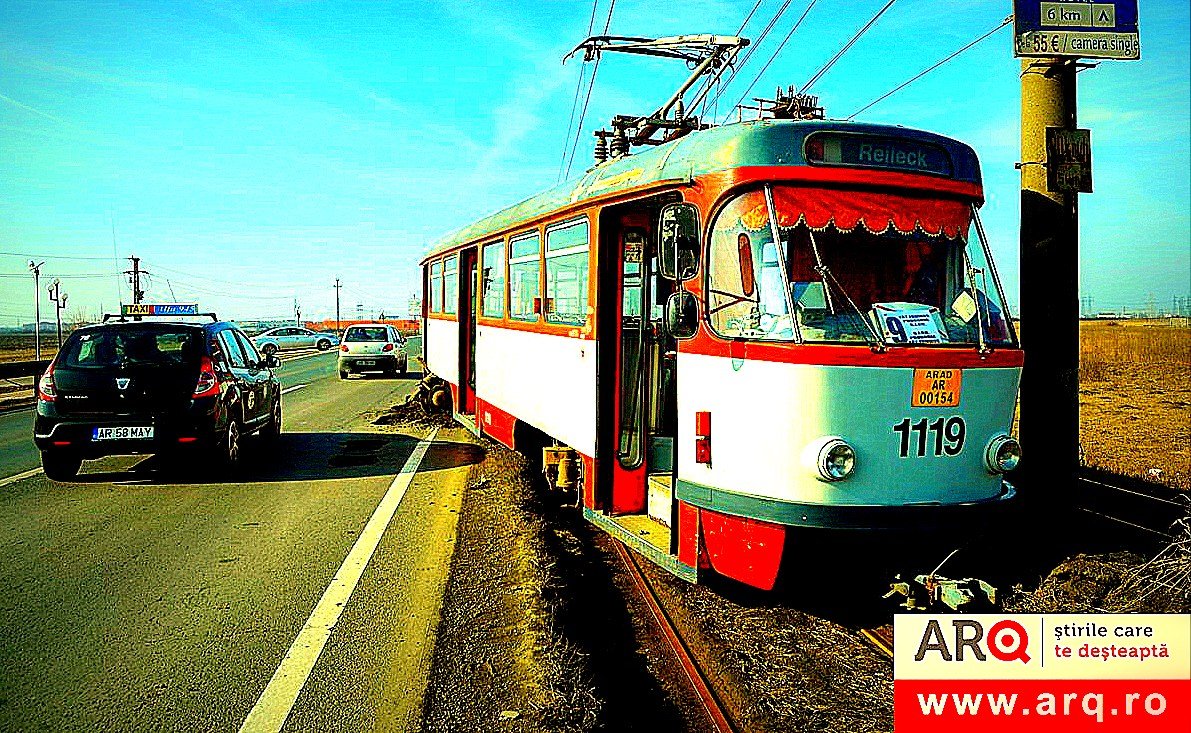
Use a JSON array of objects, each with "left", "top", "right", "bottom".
[{"left": 0, "top": 360, "right": 49, "bottom": 380}]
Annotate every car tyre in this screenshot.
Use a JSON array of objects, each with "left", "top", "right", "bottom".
[
  {"left": 41, "top": 450, "right": 82, "bottom": 481},
  {"left": 339, "top": 369, "right": 349, "bottom": 379},
  {"left": 259, "top": 399, "right": 281, "bottom": 445},
  {"left": 398, "top": 358, "right": 407, "bottom": 376},
  {"left": 261, "top": 343, "right": 278, "bottom": 357},
  {"left": 222, "top": 419, "right": 243, "bottom": 468},
  {"left": 316, "top": 339, "right": 331, "bottom": 351}
]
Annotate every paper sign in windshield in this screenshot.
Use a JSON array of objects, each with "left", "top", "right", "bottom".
[{"left": 873, "top": 302, "right": 948, "bottom": 344}]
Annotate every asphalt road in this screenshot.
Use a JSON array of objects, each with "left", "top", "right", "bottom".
[{"left": 0, "top": 337, "right": 479, "bottom": 732}]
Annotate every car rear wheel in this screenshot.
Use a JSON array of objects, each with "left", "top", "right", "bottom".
[
  {"left": 222, "top": 419, "right": 243, "bottom": 467},
  {"left": 316, "top": 339, "right": 331, "bottom": 350},
  {"left": 41, "top": 450, "right": 82, "bottom": 481},
  {"left": 339, "top": 369, "right": 349, "bottom": 379},
  {"left": 261, "top": 343, "right": 278, "bottom": 357}
]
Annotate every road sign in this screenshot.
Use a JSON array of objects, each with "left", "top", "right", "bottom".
[
  {"left": 1046, "top": 127, "right": 1092, "bottom": 193},
  {"left": 1015, "top": 1, "right": 1140, "bottom": 59}
]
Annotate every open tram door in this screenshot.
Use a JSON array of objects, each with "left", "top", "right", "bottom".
[
  {"left": 458, "top": 246, "right": 478, "bottom": 418},
  {"left": 594, "top": 198, "right": 685, "bottom": 573}
]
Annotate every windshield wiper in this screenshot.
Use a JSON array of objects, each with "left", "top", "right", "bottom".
[{"left": 806, "top": 229, "right": 885, "bottom": 350}]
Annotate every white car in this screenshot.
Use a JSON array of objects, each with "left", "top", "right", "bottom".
[
  {"left": 252, "top": 327, "right": 338, "bottom": 355},
  {"left": 338, "top": 324, "right": 407, "bottom": 378}
]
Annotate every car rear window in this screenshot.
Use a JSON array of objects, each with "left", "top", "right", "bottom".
[
  {"left": 344, "top": 327, "right": 389, "bottom": 342},
  {"left": 60, "top": 327, "right": 202, "bottom": 368}
]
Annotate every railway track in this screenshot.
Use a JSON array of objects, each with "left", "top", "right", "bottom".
[{"left": 612, "top": 540, "right": 739, "bottom": 733}]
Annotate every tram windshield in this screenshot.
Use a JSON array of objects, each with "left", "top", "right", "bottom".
[{"left": 707, "top": 186, "right": 1016, "bottom": 347}]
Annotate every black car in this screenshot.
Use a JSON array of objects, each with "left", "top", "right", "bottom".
[{"left": 33, "top": 317, "right": 282, "bottom": 481}]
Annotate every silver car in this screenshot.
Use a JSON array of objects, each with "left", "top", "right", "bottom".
[
  {"left": 338, "top": 324, "right": 407, "bottom": 378},
  {"left": 252, "top": 327, "right": 338, "bottom": 356}
]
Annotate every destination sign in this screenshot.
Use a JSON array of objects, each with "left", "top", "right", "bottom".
[
  {"left": 1015, "top": 1, "right": 1140, "bottom": 60},
  {"left": 121, "top": 303, "right": 200, "bottom": 316},
  {"left": 803, "top": 133, "right": 953, "bottom": 177}
]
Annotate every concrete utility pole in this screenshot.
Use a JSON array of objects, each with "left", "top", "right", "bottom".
[
  {"left": 1019, "top": 57, "right": 1079, "bottom": 485},
  {"left": 334, "top": 278, "right": 342, "bottom": 334},
  {"left": 48, "top": 279, "right": 68, "bottom": 349},
  {"left": 28, "top": 260, "right": 44, "bottom": 360},
  {"left": 125, "top": 255, "right": 146, "bottom": 305}
]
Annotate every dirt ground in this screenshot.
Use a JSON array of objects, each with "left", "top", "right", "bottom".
[{"left": 1078, "top": 319, "right": 1190, "bottom": 490}]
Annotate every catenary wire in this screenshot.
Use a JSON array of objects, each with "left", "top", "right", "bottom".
[
  {"left": 800, "top": 0, "right": 898, "bottom": 94},
  {"left": 721, "top": 0, "right": 819, "bottom": 122},
  {"left": 846, "top": 15, "right": 1013, "bottom": 120},
  {"left": 562, "top": 0, "right": 616, "bottom": 179}
]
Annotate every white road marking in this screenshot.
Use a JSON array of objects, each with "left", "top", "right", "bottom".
[
  {"left": 238, "top": 428, "right": 440, "bottom": 733},
  {"left": 279, "top": 349, "right": 336, "bottom": 364},
  {"left": 0, "top": 467, "right": 44, "bottom": 488},
  {"left": 280, "top": 384, "right": 307, "bottom": 395}
]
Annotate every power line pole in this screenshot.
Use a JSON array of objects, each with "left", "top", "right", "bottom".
[
  {"left": 28, "top": 260, "right": 44, "bottom": 360},
  {"left": 125, "top": 255, "right": 146, "bottom": 305},
  {"left": 1018, "top": 56, "right": 1079, "bottom": 489},
  {"left": 48, "top": 279, "right": 67, "bottom": 349},
  {"left": 334, "top": 278, "right": 342, "bottom": 334}
]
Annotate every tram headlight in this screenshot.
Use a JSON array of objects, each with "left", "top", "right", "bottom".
[
  {"left": 984, "top": 435, "right": 1021, "bottom": 474},
  {"left": 804, "top": 437, "right": 856, "bottom": 482}
]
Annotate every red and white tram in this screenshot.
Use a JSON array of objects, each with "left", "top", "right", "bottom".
[{"left": 419, "top": 118, "right": 1022, "bottom": 590}]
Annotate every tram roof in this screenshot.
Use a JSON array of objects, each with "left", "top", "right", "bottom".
[{"left": 422, "top": 118, "right": 982, "bottom": 262}]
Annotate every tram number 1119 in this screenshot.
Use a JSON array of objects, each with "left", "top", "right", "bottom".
[{"left": 893, "top": 416, "right": 965, "bottom": 458}]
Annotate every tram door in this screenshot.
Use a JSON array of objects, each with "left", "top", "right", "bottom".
[
  {"left": 459, "top": 247, "right": 478, "bottom": 416},
  {"left": 601, "top": 207, "right": 677, "bottom": 520}
]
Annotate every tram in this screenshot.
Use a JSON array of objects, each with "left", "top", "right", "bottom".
[{"left": 419, "top": 38, "right": 1022, "bottom": 591}]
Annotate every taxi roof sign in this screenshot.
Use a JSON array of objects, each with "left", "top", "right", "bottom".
[{"left": 120, "top": 303, "right": 201, "bottom": 316}]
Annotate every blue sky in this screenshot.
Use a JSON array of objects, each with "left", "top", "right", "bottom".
[{"left": 1, "top": 0, "right": 1187, "bottom": 325}]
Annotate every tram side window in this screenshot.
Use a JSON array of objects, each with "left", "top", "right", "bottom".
[
  {"left": 508, "top": 232, "right": 541, "bottom": 322},
  {"left": 482, "top": 240, "right": 506, "bottom": 318},
  {"left": 430, "top": 260, "right": 444, "bottom": 313},
  {"left": 544, "top": 219, "right": 590, "bottom": 326},
  {"left": 443, "top": 254, "right": 458, "bottom": 315}
]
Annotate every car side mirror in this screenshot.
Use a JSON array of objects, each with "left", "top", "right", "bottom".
[
  {"left": 664, "top": 291, "right": 699, "bottom": 339},
  {"left": 265, "top": 354, "right": 281, "bottom": 369},
  {"left": 658, "top": 203, "right": 700, "bottom": 281}
]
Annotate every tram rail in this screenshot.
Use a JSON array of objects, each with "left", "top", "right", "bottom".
[{"left": 612, "top": 540, "right": 739, "bottom": 733}]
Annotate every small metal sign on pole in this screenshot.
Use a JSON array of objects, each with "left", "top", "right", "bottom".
[
  {"left": 1014, "top": 0, "right": 1140, "bottom": 60},
  {"left": 1045, "top": 127, "right": 1093, "bottom": 193}
]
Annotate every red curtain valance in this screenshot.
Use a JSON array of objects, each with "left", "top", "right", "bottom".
[{"left": 739, "top": 188, "right": 971, "bottom": 240}]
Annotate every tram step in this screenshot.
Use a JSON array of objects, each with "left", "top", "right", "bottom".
[{"left": 647, "top": 474, "right": 673, "bottom": 527}]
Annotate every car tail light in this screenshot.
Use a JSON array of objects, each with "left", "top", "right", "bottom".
[
  {"left": 340, "top": 344, "right": 349, "bottom": 352},
  {"left": 382, "top": 343, "right": 394, "bottom": 352},
  {"left": 38, "top": 363, "right": 57, "bottom": 402},
  {"left": 193, "top": 356, "right": 220, "bottom": 398}
]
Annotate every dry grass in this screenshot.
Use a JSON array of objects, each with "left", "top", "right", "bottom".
[{"left": 1079, "top": 319, "right": 1191, "bottom": 490}]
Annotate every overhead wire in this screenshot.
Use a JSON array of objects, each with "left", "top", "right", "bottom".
[
  {"left": 705, "top": 0, "right": 796, "bottom": 114},
  {"left": 562, "top": 0, "right": 617, "bottom": 180},
  {"left": 720, "top": 0, "right": 820, "bottom": 122},
  {"left": 800, "top": 0, "right": 898, "bottom": 94},
  {"left": 557, "top": 0, "right": 602, "bottom": 182},
  {"left": 846, "top": 15, "right": 1014, "bottom": 120},
  {"left": 0, "top": 250, "right": 114, "bottom": 261}
]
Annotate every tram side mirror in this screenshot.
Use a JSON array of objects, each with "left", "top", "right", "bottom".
[
  {"left": 664, "top": 291, "right": 699, "bottom": 339},
  {"left": 658, "top": 203, "right": 700, "bottom": 281}
]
